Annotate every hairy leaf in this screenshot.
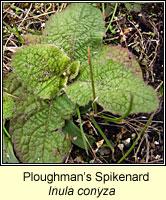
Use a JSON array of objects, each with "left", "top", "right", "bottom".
[
  {"left": 65, "top": 52, "right": 159, "bottom": 115},
  {"left": 3, "top": 72, "right": 29, "bottom": 98},
  {"left": 22, "top": 34, "right": 42, "bottom": 45},
  {"left": 3, "top": 94, "right": 15, "bottom": 119},
  {"left": 43, "top": 3, "right": 105, "bottom": 62},
  {"left": 67, "top": 61, "right": 80, "bottom": 81},
  {"left": 100, "top": 45, "right": 143, "bottom": 79},
  {"left": 10, "top": 94, "right": 76, "bottom": 163},
  {"left": 12, "top": 44, "right": 73, "bottom": 99}
]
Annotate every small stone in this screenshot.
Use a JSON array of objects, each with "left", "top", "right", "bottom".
[
  {"left": 123, "top": 138, "right": 131, "bottom": 146},
  {"left": 118, "top": 144, "right": 124, "bottom": 151}
]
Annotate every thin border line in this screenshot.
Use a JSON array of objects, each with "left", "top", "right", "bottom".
[{"left": 1, "top": 1, "right": 165, "bottom": 166}]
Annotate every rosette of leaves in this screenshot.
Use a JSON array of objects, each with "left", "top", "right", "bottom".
[
  {"left": 43, "top": 3, "right": 105, "bottom": 62},
  {"left": 12, "top": 44, "right": 80, "bottom": 99},
  {"left": 65, "top": 46, "right": 159, "bottom": 115},
  {"left": 3, "top": 3, "right": 159, "bottom": 164}
]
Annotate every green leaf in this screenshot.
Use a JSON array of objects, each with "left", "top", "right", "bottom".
[
  {"left": 124, "top": 3, "right": 142, "bottom": 12},
  {"left": 9, "top": 94, "right": 76, "bottom": 163},
  {"left": 76, "top": 105, "right": 89, "bottom": 154},
  {"left": 101, "top": 45, "right": 143, "bottom": 79},
  {"left": 12, "top": 44, "right": 74, "bottom": 99},
  {"left": 3, "top": 72, "right": 29, "bottom": 98},
  {"left": 3, "top": 133, "right": 19, "bottom": 163},
  {"left": 67, "top": 61, "right": 80, "bottom": 81},
  {"left": 63, "top": 120, "right": 95, "bottom": 149},
  {"left": 22, "top": 34, "right": 42, "bottom": 45},
  {"left": 43, "top": 3, "right": 105, "bottom": 62},
  {"left": 3, "top": 94, "right": 15, "bottom": 120},
  {"left": 65, "top": 47, "right": 159, "bottom": 115}
]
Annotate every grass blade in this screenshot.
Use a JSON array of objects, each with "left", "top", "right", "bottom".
[
  {"left": 117, "top": 113, "right": 153, "bottom": 163},
  {"left": 3, "top": 21, "right": 24, "bottom": 45},
  {"left": 105, "top": 3, "right": 118, "bottom": 33},
  {"left": 76, "top": 105, "right": 89, "bottom": 155},
  {"left": 3, "top": 127, "right": 11, "bottom": 138},
  {"left": 91, "top": 116, "right": 114, "bottom": 153}
]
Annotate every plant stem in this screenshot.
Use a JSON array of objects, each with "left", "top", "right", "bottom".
[
  {"left": 91, "top": 116, "right": 114, "bottom": 153},
  {"left": 88, "top": 46, "right": 97, "bottom": 114},
  {"left": 103, "top": 36, "right": 119, "bottom": 42},
  {"left": 117, "top": 113, "right": 153, "bottom": 163},
  {"left": 102, "top": 3, "right": 105, "bottom": 18},
  {"left": 22, "top": 27, "right": 41, "bottom": 35},
  {"left": 76, "top": 105, "right": 89, "bottom": 155},
  {"left": 105, "top": 3, "right": 118, "bottom": 33}
]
